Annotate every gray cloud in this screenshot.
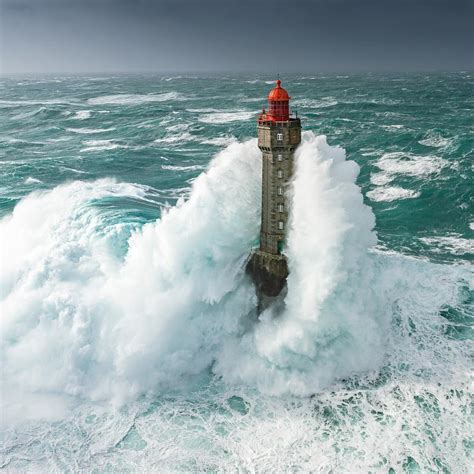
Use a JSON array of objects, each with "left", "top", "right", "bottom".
[{"left": 1, "top": 0, "right": 472, "bottom": 74}]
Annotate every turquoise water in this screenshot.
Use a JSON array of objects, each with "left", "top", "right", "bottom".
[
  {"left": 1, "top": 74, "right": 472, "bottom": 262},
  {"left": 0, "top": 73, "right": 473, "bottom": 472}
]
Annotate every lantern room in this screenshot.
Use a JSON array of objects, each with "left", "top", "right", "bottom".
[{"left": 258, "top": 79, "right": 291, "bottom": 123}]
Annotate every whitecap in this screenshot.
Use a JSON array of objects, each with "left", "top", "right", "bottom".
[
  {"left": 0, "top": 98, "right": 79, "bottom": 107},
  {"left": 366, "top": 186, "right": 420, "bottom": 202},
  {"left": 87, "top": 92, "right": 182, "bottom": 106},
  {"left": 420, "top": 235, "right": 474, "bottom": 256},
  {"left": 11, "top": 107, "right": 48, "bottom": 120},
  {"left": 375, "top": 152, "right": 447, "bottom": 177},
  {"left": 201, "top": 136, "right": 237, "bottom": 146},
  {"left": 241, "top": 97, "right": 263, "bottom": 103},
  {"left": 187, "top": 108, "right": 221, "bottom": 113},
  {"left": 162, "top": 75, "right": 198, "bottom": 81},
  {"left": 154, "top": 132, "right": 194, "bottom": 144},
  {"left": 71, "top": 110, "right": 92, "bottom": 120},
  {"left": 381, "top": 124, "right": 406, "bottom": 132},
  {"left": 59, "top": 166, "right": 88, "bottom": 174},
  {"left": 161, "top": 164, "right": 206, "bottom": 172},
  {"left": 165, "top": 123, "right": 190, "bottom": 132},
  {"left": 360, "top": 150, "right": 380, "bottom": 157},
  {"left": 66, "top": 127, "right": 116, "bottom": 134},
  {"left": 370, "top": 172, "right": 394, "bottom": 186},
  {"left": 80, "top": 139, "right": 126, "bottom": 152},
  {"left": 24, "top": 177, "right": 43, "bottom": 185},
  {"left": 1, "top": 137, "right": 26, "bottom": 145},
  {"left": 293, "top": 97, "right": 338, "bottom": 109},
  {"left": 44, "top": 138, "right": 71, "bottom": 144},
  {"left": 86, "top": 76, "right": 117, "bottom": 81},
  {"left": 0, "top": 137, "right": 46, "bottom": 146},
  {"left": 419, "top": 132, "right": 454, "bottom": 148},
  {"left": 198, "top": 110, "right": 255, "bottom": 124}
]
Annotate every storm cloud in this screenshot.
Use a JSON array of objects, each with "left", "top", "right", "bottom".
[{"left": 0, "top": 0, "right": 472, "bottom": 74}]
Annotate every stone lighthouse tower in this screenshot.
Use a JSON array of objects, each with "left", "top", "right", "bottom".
[{"left": 246, "top": 79, "right": 301, "bottom": 302}]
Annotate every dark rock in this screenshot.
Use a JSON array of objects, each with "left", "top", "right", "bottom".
[{"left": 245, "top": 250, "right": 289, "bottom": 313}]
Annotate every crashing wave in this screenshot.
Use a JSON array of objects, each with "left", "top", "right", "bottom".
[{"left": 0, "top": 133, "right": 470, "bottom": 422}]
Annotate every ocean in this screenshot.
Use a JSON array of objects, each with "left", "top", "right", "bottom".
[{"left": 0, "top": 73, "right": 472, "bottom": 472}]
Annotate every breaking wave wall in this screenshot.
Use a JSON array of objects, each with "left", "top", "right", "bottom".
[{"left": 1, "top": 133, "right": 470, "bottom": 425}]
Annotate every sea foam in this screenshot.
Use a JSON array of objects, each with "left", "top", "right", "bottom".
[
  {"left": 367, "top": 186, "right": 420, "bottom": 202},
  {"left": 420, "top": 235, "right": 474, "bottom": 256},
  {"left": 375, "top": 152, "right": 447, "bottom": 177},
  {"left": 0, "top": 139, "right": 260, "bottom": 415},
  {"left": 80, "top": 139, "right": 126, "bottom": 152},
  {"left": 2, "top": 133, "right": 381, "bottom": 409},
  {"left": 66, "top": 127, "right": 116, "bottom": 134},
  {"left": 154, "top": 132, "right": 194, "bottom": 144},
  {"left": 1, "top": 134, "right": 472, "bottom": 472},
  {"left": 198, "top": 110, "right": 255, "bottom": 124},
  {"left": 87, "top": 92, "right": 182, "bottom": 106},
  {"left": 216, "top": 134, "right": 384, "bottom": 395},
  {"left": 70, "top": 110, "right": 92, "bottom": 120},
  {"left": 201, "top": 136, "right": 237, "bottom": 146},
  {"left": 0, "top": 132, "right": 467, "bottom": 413}
]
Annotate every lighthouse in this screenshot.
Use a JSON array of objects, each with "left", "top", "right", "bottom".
[{"left": 246, "top": 80, "right": 302, "bottom": 304}]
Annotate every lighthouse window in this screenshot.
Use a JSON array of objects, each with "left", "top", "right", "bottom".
[
  {"left": 277, "top": 169, "right": 283, "bottom": 178},
  {"left": 277, "top": 186, "right": 283, "bottom": 195},
  {"left": 278, "top": 203, "right": 284, "bottom": 212},
  {"left": 277, "top": 154, "right": 283, "bottom": 161},
  {"left": 277, "top": 133, "right": 283, "bottom": 141},
  {"left": 278, "top": 221, "right": 284, "bottom": 230}
]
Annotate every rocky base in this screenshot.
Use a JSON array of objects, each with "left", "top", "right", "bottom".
[{"left": 245, "top": 250, "right": 289, "bottom": 312}]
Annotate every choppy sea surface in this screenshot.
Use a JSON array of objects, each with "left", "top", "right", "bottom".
[{"left": 0, "top": 73, "right": 472, "bottom": 472}]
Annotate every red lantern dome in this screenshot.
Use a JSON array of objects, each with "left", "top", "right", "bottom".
[
  {"left": 259, "top": 79, "right": 291, "bottom": 122},
  {"left": 268, "top": 79, "right": 290, "bottom": 101}
]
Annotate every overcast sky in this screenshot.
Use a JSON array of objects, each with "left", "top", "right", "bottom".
[{"left": 0, "top": 0, "right": 472, "bottom": 75}]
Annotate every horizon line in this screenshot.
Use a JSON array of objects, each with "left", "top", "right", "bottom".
[{"left": 1, "top": 69, "right": 473, "bottom": 79}]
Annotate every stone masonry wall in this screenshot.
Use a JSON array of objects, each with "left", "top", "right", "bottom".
[{"left": 257, "top": 119, "right": 301, "bottom": 255}]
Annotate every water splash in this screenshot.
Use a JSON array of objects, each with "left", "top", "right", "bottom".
[
  {"left": 0, "top": 138, "right": 260, "bottom": 416},
  {"left": 1, "top": 133, "right": 472, "bottom": 471},
  {"left": 216, "top": 133, "right": 387, "bottom": 395}
]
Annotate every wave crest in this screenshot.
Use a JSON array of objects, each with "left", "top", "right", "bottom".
[{"left": 1, "top": 133, "right": 470, "bottom": 424}]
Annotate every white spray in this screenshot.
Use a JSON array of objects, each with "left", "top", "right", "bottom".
[
  {"left": 216, "top": 133, "right": 387, "bottom": 395},
  {"left": 1, "top": 132, "right": 387, "bottom": 417}
]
